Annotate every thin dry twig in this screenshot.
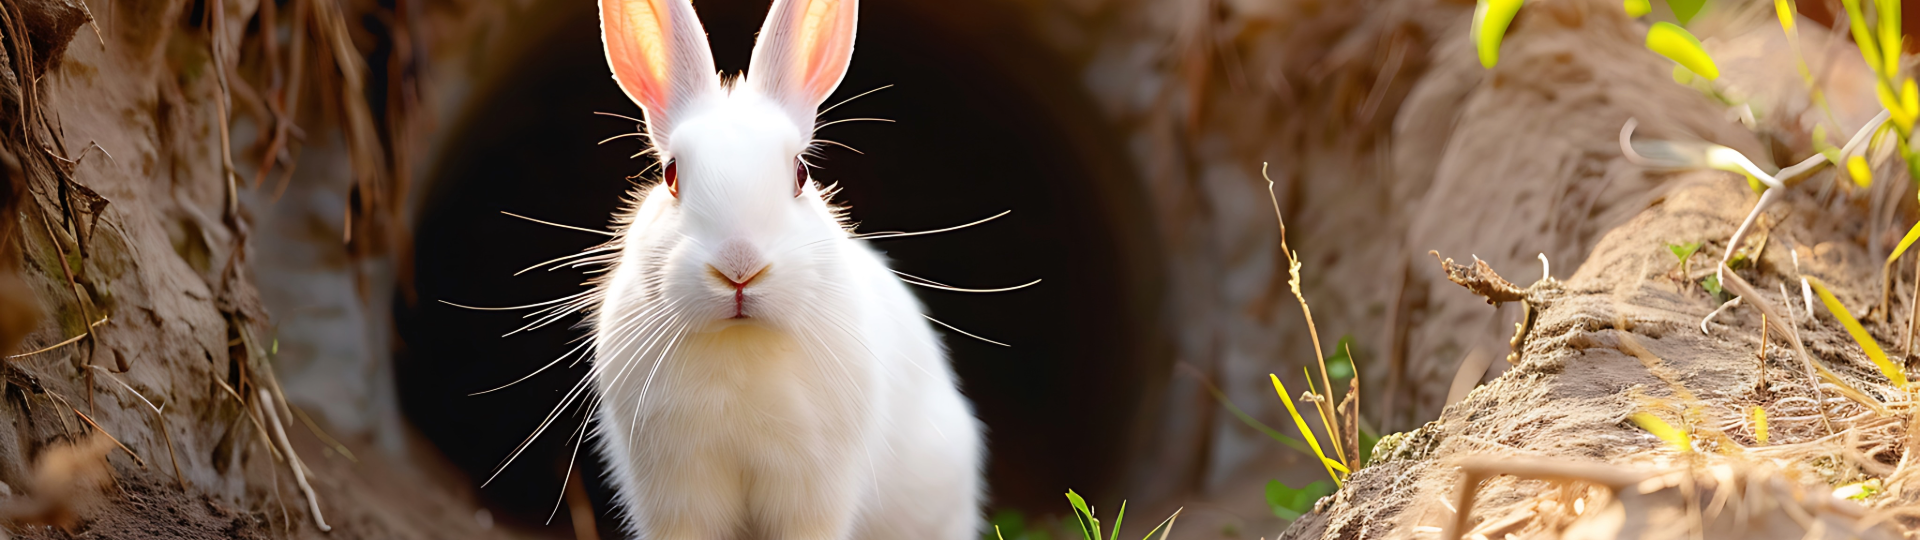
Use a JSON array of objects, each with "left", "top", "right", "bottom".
[
  {"left": 69, "top": 407, "right": 143, "bottom": 468},
  {"left": 7, "top": 316, "right": 108, "bottom": 358},
  {"left": 88, "top": 366, "right": 185, "bottom": 489},
  {"left": 288, "top": 404, "right": 357, "bottom": 463}
]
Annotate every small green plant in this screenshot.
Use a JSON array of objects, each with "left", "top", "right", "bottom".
[
  {"left": 1700, "top": 274, "right": 1723, "bottom": 299},
  {"left": 1259, "top": 163, "right": 1368, "bottom": 489},
  {"left": 985, "top": 510, "right": 1052, "bottom": 540},
  {"left": 1054, "top": 490, "right": 1180, "bottom": 540},
  {"left": 1324, "top": 336, "right": 1355, "bottom": 380},
  {"left": 1629, "top": 411, "right": 1693, "bottom": 454},
  {"left": 1806, "top": 277, "right": 1909, "bottom": 388},
  {"left": 1266, "top": 479, "right": 1334, "bottom": 521},
  {"left": 1667, "top": 241, "right": 1702, "bottom": 277},
  {"left": 1835, "top": 479, "right": 1884, "bottom": 500}
]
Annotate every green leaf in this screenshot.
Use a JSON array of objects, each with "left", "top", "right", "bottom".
[
  {"left": 1067, "top": 490, "right": 1099, "bottom": 540},
  {"left": 1109, "top": 501, "right": 1126, "bottom": 540},
  {"left": 1473, "top": 0, "right": 1526, "bottom": 68},
  {"left": 1849, "top": 154, "right": 1874, "bottom": 187},
  {"left": 1272, "top": 374, "right": 1344, "bottom": 486},
  {"left": 1890, "top": 221, "right": 1920, "bottom": 267},
  {"left": 1647, "top": 22, "right": 1720, "bottom": 80},
  {"left": 1629, "top": 412, "right": 1692, "bottom": 453},
  {"left": 1625, "top": 0, "right": 1651, "bottom": 17},
  {"left": 1877, "top": 0, "right": 1901, "bottom": 76},
  {"left": 1667, "top": 241, "right": 1702, "bottom": 264},
  {"left": 1806, "top": 276, "right": 1908, "bottom": 387},
  {"left": 1775, "top": 0, "right": 1797, "bottom": 34},
  {"left": 1670, "top": 0, "right": 1706, "bottom": 25},
  {"left": 1265, "top": 480, "right": 1334, "bottom": 521},
  {"left": 1701, "top": 274, "right": 1723, "bottom": 298},
  {"left": 1844, "top": 0, "right": 1885, "bottom": 78},
  {"left": 1325, "top": 336, "right": 1355, "bottom": 380}
]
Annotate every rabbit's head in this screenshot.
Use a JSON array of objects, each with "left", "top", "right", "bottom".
[{"left": 598, "top": 0, "right": 863, "bottom": 330}]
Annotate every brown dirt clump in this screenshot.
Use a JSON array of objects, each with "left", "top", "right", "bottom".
[{"left": 1281, "top": 1, "right": 1920, "bottom": 537}]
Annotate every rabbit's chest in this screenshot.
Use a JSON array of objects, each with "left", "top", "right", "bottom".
[{"left": 621, "top": 323, "right": 876, "bottom": 450}]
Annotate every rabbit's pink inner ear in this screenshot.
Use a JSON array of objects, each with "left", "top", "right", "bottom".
[
  {"left": 601, "top": 0, "right": 671, "bottom": 110},
  {"left": 750, "top": 0, "right": 859, "bottom": 120},
  {"left": 794, "top": 0, "right": 856, "bottom": 104}
]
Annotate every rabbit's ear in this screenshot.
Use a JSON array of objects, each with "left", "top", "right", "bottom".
[
  {"left": 746, "top": 0, "right": 858, "bottom": 132},
  {"left": 600, "top": 0, "right": 719, "bottom": 142}
]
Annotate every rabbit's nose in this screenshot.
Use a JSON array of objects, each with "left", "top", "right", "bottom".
[{"left": 708, "top": 239, "right": 768, "bottom": 287}]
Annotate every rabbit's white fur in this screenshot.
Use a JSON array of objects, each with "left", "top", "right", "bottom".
[{"left": 585, "top": 0, "right": 983, "bottom": 538}]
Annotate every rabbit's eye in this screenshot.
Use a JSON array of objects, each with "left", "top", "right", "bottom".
[
  {"left": 793, "top": 157, "right": 808, "bottom": 198},
  {"left": 664, "top": 160, "right": 679, "bottom": 198}
]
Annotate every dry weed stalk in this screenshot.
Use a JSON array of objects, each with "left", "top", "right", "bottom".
[{"left": 1260, "top": 162, "right": 1364, "bottom": 483}]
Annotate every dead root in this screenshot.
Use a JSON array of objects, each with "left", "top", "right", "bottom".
[{"left": 1431, "top": 251, "right": 1564, "bottom": 365}]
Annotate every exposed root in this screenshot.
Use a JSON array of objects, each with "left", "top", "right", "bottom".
[
  {"left": 257, "top": 389, "right": 330, "bottom": 532},
  {"left": 1431, "top": 251, "right": 1563, "bottom": 365},
  {"left": 1702, "top": 297, "right": 1742, "bottom": 335}
]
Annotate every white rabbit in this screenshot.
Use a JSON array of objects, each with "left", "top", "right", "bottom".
[{"left": 583, "top": 0, "right": 985, "bottom": 538}]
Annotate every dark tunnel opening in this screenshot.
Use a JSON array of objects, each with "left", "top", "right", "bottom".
[{"left": 395, "top": 0, "right": 1167, "bottom": 533}]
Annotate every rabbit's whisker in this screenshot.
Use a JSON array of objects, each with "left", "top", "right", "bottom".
[
  {"left": 517, "top": 247, "right": 621, "bottom": 276},
  {"left": 850, "top": 209, "right": 1010, "bottom": 240},
  {"left": 484, "top": 371, "right": 598, "bottom": 487},
  {"left": 923, "top": 315, "right": 1010, "bottom": 347},
  {"left": 814, "top": 117, "right": 894, "bottom": 129},
  {"left": 593, "top": 111, "right": 646, "bottom": 124},
  {"left": 816, "top": 84, "right": 893, "bottom": 119},
  {"left": 503, "top": 211, "right": 619, "bottom": 236},
  {"left": 546, "top": 415, "right": 594, "bottom": 525},
  {"left": 631, "top": 321, "right": 694, "bottom": 436},
  {"left": 812, "top": 138, "right": 863, "bottom": 154},
  {"left": 469, "top": 336, "right": 598, "bottom": 396},
  {"left": 892, "top": 270, "right": 1041, "bottom": 294},
  {"left": 599, "top": 132, "right": 648, "bottom": 145},
  {"left": 439, "top": 289, "right": 593, "bottom": 312}
]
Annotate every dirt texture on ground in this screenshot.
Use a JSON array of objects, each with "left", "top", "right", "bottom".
[{"left": 1280, "top": 0, "right": 1920, "bottom": 538}]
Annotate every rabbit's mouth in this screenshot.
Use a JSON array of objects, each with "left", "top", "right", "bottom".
[{"left": 709, "top": 264, "right": 769, "bottom": 319}]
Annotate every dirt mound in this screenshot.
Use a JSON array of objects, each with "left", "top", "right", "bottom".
[{"left": 1281, "top": 1, "right": 1920, "bottom": 538}]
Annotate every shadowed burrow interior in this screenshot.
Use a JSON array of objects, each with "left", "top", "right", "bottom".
[{"left": 396, "top": 0, "right": 1167, "bottom": 532}]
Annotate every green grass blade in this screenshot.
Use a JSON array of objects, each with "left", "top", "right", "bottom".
[
  {"left": 1876, "top": 0, "right": 1901, "bottom": 76},
  {"left": 1888, "top": 221, "right": 1920, "bottom": 266},
  {"left": 1191, "top": 370, "right": 1310, "bottom": 452},
  {"left": 1845, "top": 0, "right": 1886, "bottom": 77},
  {"left": 1629, "top": 412, "right": 1692, "bottom": 453},
  {"left": 1066, "top": 490, "right": 1098, "bottom": 540},
  {"left": 1806, "top": 276, "right": 1908, "bottom": 387},
  {"left": 1109, "top": 501, "right": 1125, "bottom": 540},
  {"left": 1646, "top": 22, "right": 1720, "bottom": 80},
  {"left": 1272, "top": 374, "right": 1342, "bottom": 486},
  {"left": 1137, "top": 509, "right": 1181, "bottom": 540}
]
